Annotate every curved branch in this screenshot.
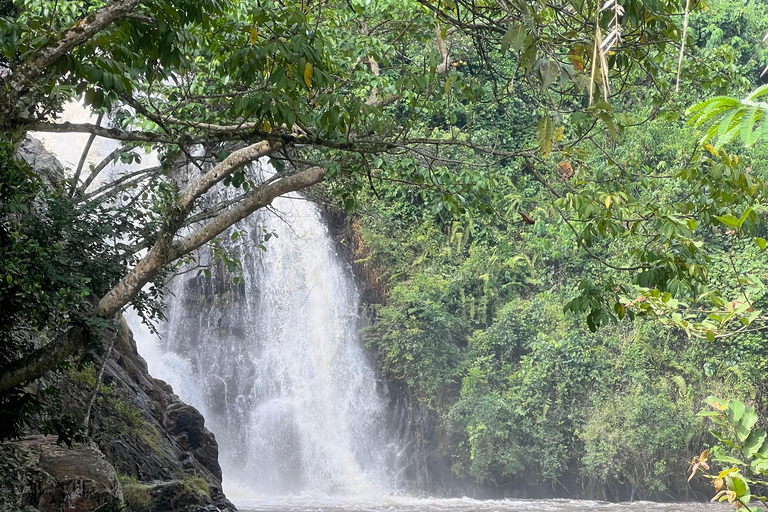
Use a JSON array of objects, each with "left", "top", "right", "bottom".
[
  {"left": 5, "top": 0, "right": 144, "bottom": 95},
  {"left": 81, "top": 146, "right": 122, "bottom": 191},
  {"left": 69, "top": 113, "right": 103, "bottom": 198},
  {"left": 95, "top": 165, "right": 326, "bottom": 318},
  {"left": 175, "top": 166, "right": 327, "bottom": 256}
]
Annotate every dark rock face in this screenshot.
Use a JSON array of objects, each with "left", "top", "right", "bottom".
[
  {"left": 15, "top": 136, "right": 66, "bottom": 184},
  {"left": 0, "top": 318, "right": 237, "bottom": 512},
  {"left": 83, "top": 318, "right": 237, "bottom": 512},
  {"left": 0, "top": 435, "right": 122, "bottom": 512}
]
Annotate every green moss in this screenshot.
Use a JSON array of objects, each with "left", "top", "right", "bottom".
[
  {"left": 186, "top": 476, "right": 210, "bottom": 497},
  {"left": 118, "top": 475, "right": 152, "bottom": 512},
  {"left": 67, "top": 363, "right": 98, "bottom": 389},
  {"left": 137, "top": 424, "right": 165, "bottom": 460},
  {"left": 112, "top": 397, "right": 143, "bottom": 429}
]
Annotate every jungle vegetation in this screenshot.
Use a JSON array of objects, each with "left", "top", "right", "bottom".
[{"left": 1, "top": 0, "right": 768, "bottom": 501}]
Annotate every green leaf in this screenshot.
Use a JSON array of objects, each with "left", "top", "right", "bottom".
[
  {"left": 501, "top": 23, "right": 528, "bottom": 54},
  {"left": 728, "top": 400, "right": 746, "bottom": 424},
  {"left": 741, "top": 408, "right": 759, "bottom": 433},
  {"left": 744, "top": 428, "right": 767, "bottom": 458},
  {"left": 728, "top": 474, "right": 749, "bottom": 499},
  {"left": 716, "top": 454, "right": 747, "bottom": 466},
  {"left": 715, "top": 214, "right": 740, "bottom": 229},
  {"left": 539, "top": 59, "right": 560, "bottom": 89},
  {"left": 755, "top": 238, "right": 767, "bottom": 251}
]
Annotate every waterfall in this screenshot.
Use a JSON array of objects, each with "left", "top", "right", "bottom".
[
  {"left": 31, "top": 105, "right": 396, "bottom": 498},
  {"left": 132, "top": 167, "right": 393, "bottom": 498}
]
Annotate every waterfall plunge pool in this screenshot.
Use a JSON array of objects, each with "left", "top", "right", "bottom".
[{"left": 225, "top": 493, "right": 728, "bottom": 512}]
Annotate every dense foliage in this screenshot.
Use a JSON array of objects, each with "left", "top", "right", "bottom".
[
  {"left": 352, "top": 0, "right": 768, "bottom": 498},
  {"left": 2, "top": 0, "right": 768, "bottom": 502}
]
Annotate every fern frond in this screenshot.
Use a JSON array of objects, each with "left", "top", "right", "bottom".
[
  {"left": 689, "top": 87, "right": 768, "bottom": 147},
  {"left": 716, "top": 111, "right": 745, "bottom": 150},
  {"left": 671, "top": 374, "right": 687, "bottom": 398},
  {"left": 762, "top": 108, "right": 768, "bottom": 141},
  {"left": 687, "top": 96, "right": 738, "bottom": 124},
  {"left": 748, "top": 83, "right": 768, "bottom": 101},
  {"left": 742, "top": 106, "right": 760, "bottom": 146}
]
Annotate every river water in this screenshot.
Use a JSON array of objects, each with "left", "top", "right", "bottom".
[{"left": 228, "top": 494, "right": 728, "bottom": 512}]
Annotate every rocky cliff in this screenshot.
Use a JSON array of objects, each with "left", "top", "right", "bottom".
[
  {"left": 0, "top": 318, "right": 236, "bottom": 512},
  {"left": 86, "top": 318, "right": 235, "bottom": 511}
]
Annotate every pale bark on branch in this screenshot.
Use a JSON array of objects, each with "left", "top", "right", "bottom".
[
  {"left": 4, "top": 0, "right": 144, "bottom": 96},
  {"left": 95, "top": 159, "right": 325, "bottom": 318},
  {"left": 174, "top": 166, "right": 326, "bottom": 256},
  {"left": 178, "top": 140, "right": 277, "bottom": 211}
]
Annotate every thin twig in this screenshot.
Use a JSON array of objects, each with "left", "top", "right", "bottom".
[{"left": 69, "top": 113, "right": 103, "bottom": 198}]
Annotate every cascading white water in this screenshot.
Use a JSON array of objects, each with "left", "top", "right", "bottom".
[
  {"left": 139, "top": 167, "right": 393, "bottom": 498},
  {"left": 31, "top": 103, "right": 395, "bottom": 498}
]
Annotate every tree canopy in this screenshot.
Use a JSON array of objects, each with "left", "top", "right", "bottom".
[{"left": 3, "top": 0, "right": 768, "bottom": 492}]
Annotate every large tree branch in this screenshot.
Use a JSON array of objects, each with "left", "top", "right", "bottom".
[
  {"left": 29, "top": 121, "right": 194, "bottom": 144},
  {"left": 95, "top": 164, "right": 326, "bottom": 318},
  {"left": 179, "top": 141, "right": 277, "bottom": 210},
  {"left": 5, "top": 0, "right": 144, "bottom": 95},
  {"left": 0, "top": 328, "right": 85, "bottom": 393},
  {"left": 175, "top": 166, "right": 327, "bottom": 256}
]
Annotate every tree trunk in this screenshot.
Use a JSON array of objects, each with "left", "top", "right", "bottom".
[{"left": 0, "top": 328, "right": 86, "bottom": 393}]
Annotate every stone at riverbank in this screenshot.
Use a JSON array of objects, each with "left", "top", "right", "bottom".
[{"left": 0, "top": 435, "right": 122, "bottom": 512}]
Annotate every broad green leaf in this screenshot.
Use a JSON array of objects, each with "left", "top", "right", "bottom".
[
  {"left": 715, "top": 214, "right": 740, "bottom": 229},
  {"left": 741, "top": 408, "right": 759, "bottom": 433},
  {"left": 716, "top": 454, "right": 747, "bottom": 466},
  {"left": 539, "top": 59, "right": 560, "bottom": 89},
  {"left": 728, "top": 474, "right": 749, "bottom": 499},
  {"left": 501, "top": 23, "right": 528, "bottom": 54},
  {"left": 744, "top": 428, "right": 767, "bottom": 458},
  {"left": 728, "top": 400, "right": 746, "bottom": 423}
]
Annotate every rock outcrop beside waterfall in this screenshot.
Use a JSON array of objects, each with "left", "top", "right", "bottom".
[
  {"left": 0, "top": 319, "right": 237, "bottom": 512},
  {"left": 87, "top": 318, "right": 236, "bottom": 511}
]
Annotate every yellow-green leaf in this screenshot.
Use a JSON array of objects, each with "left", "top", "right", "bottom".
[
  {"left": 536, "top": 115, "right": 555, "bottom": 157},
  {"left": 304, "top": 62, "right": 313, "bottom": 88},
  {"left": 250, "top": 28, "right": 258, "bottom": 44}
]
